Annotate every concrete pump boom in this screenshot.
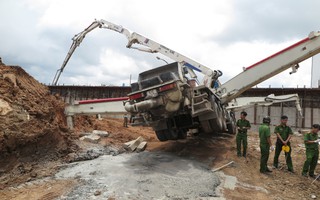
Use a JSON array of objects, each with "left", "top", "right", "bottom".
[
  {"left": 52, "top": 19, "right": 222, "bottom": 88},
  {"left": 52, "top": 21, "right": 101, "bottom": 85},
  {"left": 218, "top": 31, "right": 320, "bottom": 104}
]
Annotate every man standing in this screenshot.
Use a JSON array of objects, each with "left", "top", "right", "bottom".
[
  {"left": 302, "top": 124, "right": 320, "bottom": 177},
  {"left": 236, "top": 111, "right": 251, "bottom": 157},
  {"left": 273, "top": 115, "right": 294, "bottom": 172},
  {"left": 259, "top": 116, "right": 273, "bottom": 173},
  {"left": 123, "top": 114, "right": 128, "bottom": 127}
]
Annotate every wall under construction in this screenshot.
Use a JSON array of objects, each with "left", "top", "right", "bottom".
[
  {"left": 49, "top": 85, "right": 131, "bottom": 104},
  {"left": 48, "top": 85, "right": 320, "bottom": 129},
  {"left": 236, "top": 87, "right": 320, "bottom": 130}
]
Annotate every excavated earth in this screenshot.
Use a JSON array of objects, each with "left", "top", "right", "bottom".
[
  {"left": 0, "top": 64, "right": 76, "bottom": 189},
  {"left": 1, "top": 63, "right": 320, "bottom": 199}
]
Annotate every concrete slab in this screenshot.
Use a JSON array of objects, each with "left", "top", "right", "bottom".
[
  {"left": 136, "top": 141, "right": 147, "bottom": 153},
  {"left": 124, "top": 136, "right": 145, "bottom": 152},
  {"left": 80, "top": 134, "right": 101, "bottom": 143}
]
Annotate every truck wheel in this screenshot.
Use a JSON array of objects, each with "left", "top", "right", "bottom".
[
  {"left": 210, "top": 99, "right": 224, "bottom": 132},
  {"left": 155, "top": 130, "right": 168, "bottom": 141},
  {"left": 178, "top": 129, "right": 187, "bottom": 139},
  {"left": 227, "top": 112, "right": 236, "bottom": 134},
  {"left": 200, "top": 120, "right": 213, "bottom": 133},
  {"left": 227, "top": 122, "right": 236, "bottom": 134},
  {"left": 167, "top": 128, "right": 179, "bottom": 140},
  {"left": 166, "top": 119, "right": 178, "bottom": 140}
]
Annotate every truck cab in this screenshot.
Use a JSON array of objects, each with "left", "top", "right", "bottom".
[{"left": 125, "top": 62, "right": 195, "bottom": 141}]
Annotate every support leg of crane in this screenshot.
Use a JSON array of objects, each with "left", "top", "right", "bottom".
[{"left": 210, "top": 96, "right": 224, "bottom": 132}]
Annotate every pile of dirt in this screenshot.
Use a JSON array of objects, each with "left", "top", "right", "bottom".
[
  {"left": 73, "top": 116, "right": 158, "bottom": 145},
  {"left": 0, "top": 64, "right": 75, "bottom": 187}
]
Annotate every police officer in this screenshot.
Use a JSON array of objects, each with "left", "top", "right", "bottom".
[
  {"left": 273, "top": 115, "right": 294, "bottom": 172},
  {"left": 259, "top": 116, "right": 274, "bottom": 173},
  {"left": 302, "top": 124, "right": 320, "bottom": 177},
  {"left": 236, "top": 111, "right": 251, "bottom": 157}
]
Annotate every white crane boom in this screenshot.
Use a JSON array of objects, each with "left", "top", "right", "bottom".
[
  {"left": 227, "top": 93, "right": 302, "bottom": 116},
  {"left": 52, "top": 19, "right": 222, "bottom": 88},
  {"left": 218, "top": 31, "right": 320, "bottom": 104}
]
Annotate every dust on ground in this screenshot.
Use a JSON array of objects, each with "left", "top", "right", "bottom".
[{"left": 0, "top": 64, "right": 320, "bottom": 199}]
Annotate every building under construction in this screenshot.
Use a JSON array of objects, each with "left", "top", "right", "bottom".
[{"left": 49, "top": 85, "right": 320, "bottom": 129}]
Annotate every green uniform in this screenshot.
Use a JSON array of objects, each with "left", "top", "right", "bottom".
[
  {"left": 259, "top": 123, "right": 271, "bottom": 172},
  {"left": 236, "top": 119, "right": 251, "bottom": 157},
  {"left": 302, "top": 132, "right": 319, "bottom": 176},
  {"left": 273, "top": 124, "right": 293, "bottom": 171}
]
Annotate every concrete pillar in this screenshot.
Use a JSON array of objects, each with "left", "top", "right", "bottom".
[{"left": 67, "top": 115, "right": 74, "bottom": 130}]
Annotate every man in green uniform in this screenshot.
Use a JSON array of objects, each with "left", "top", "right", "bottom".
[
  {"left": 236, "top": 111, "right": 251, "bottom": 157},
  {"left": 273, "top": 115, "right": 294, "bottom": 172},
  {"left": 259, "top": 116, "right": 274, "bottom": 173},
  {"left": 302, "top": 124, "right": 320, "bottom": 177}
]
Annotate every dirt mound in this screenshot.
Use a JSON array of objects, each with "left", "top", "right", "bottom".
[
  {"left": 73, "top": 116, "right": 158, "bottom": 145},
  {"left": 0, "top": 64, "right": 74, "bottom": 185}
]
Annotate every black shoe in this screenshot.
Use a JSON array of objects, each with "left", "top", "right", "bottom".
[
  {"left": 309, "top": 174, "right": 316, "bottom": 178},
  {"left": 260, "top": 169, "right": 272, "bottom": 173}
]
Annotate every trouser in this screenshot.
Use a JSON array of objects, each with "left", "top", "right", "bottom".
[
  {"left": 273, "top": 141, "right": 293, "bottom": 171},
  {"left": 260, "top": 143, "right": 270, "bottom": 172},
  {"left": 302, "top": 149, "right": 319, "bottom": 176},
  {"left": 236, "top": 133, "right": 247, "bottom": 156},
  {"left": 123, "top": 118, "right": 128, "bottom": 127}
]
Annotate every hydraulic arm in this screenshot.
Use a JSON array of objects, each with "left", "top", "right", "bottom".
[
  {"left": 218, "top": 31, "right": 320, "bottom": 104},
  {"left": 52, "top": 19, "right": 222, "bottom": 89}
]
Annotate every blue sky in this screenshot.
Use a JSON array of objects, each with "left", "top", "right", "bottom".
[{"left": 0, "top": 0, "right": 319, "bottom": 87}]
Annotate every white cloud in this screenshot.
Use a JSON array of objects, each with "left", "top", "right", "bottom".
[{"left": 0, "top": 0, "right": 319, "bottom": 89}]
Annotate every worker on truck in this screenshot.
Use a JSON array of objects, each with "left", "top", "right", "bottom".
[
  {"left": 302, "top": 124, "right": 320, "bottom": 177},
  {"left": 236, "top": 111, "right": 251, "bottom": 157},
  {"left": 273, "top": 115, "right": 294, "bottom": 172}
]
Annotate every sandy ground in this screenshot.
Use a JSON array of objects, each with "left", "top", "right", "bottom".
[
  {"left": 2, "top": 117, "right": 320, "bottom": 199},
  {"left": 1, "top": 64, "right": 320, "bottom": 199}
]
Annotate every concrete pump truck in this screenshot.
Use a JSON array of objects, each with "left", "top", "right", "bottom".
[{"left": 53, "top": 19, "right": 320, "bottom": 141}]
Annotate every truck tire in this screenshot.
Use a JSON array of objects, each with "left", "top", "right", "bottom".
[
  {"left": 210, "top": 96, "right": 224, "bottom": 132},
  {"left": 155, "top": 130, "right": 168, "bottom": 141},
  {"left": 227, "top": 111, "right": 236, "bottom": 134},
  {"left": 155, "top": 128, "right": 179, "bottom": 141},
  {"left": 178, "top": 129, "right": 188, "bottom": 139}
]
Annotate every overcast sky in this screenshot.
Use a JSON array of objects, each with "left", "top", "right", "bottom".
[{"left": 0, "top": 0, "right": 319, "bottom": 88}]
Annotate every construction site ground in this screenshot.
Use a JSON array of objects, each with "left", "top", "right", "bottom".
[{"left": 1, "top": 64, "right": 320, "bottom": 199}]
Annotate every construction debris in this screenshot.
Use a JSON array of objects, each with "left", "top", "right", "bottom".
[
  {"left": 212, "top": 161, "right": 234, "bottom": 172},
  {"left": 136, "top": 141, "right": 147, "bottom": 152},
  {"left": 123, "top": 136, "right": 146, "bottom": 152},
  {"left": 80, "top": 134, "right": 101, "bottom": 143},
  {"left": 92, "top": 130, "right": 109, "bottom": 137}
]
